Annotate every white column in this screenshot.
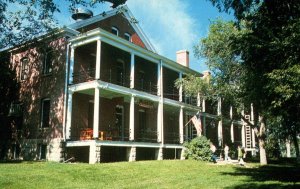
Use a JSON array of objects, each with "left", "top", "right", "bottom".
[
  {"left": 217, "top": 97, "right": 223, "bottom": 147},
  {"left": 89, "top": 142, "right": 96, "bottom": 164},
  {"left": 157, "top": 102, "right": 163, "bottom": 143},
  {"left": 157, "top": 60, "right": 163, "bottom": 96},
  {"left": 156, "top": 147, "right": 163, "bottom": 160},
  {"left": 157, "top": 60, "right": 164, "bottom": 143},
  {"left": 202, "top": 99, "right": 206, "bottom": 112},
  {"left": 241, "top": 107, "right": 245, "bottom": 147},
  {"left": 66, "top": 91, "right": 73, "bottom": 140},
  {"left": 95, "top": 40, "right": 101, "bottom": 80},
  {"left": 93, "top": 87, "right": 100, "bottom": 139},
  {"left": 69, "top": 47, "right": 75, "bottom": 84},
  {"left": 127, "top": 146, "right": 136, "bottom": 162},
  {"left": 251, "top": 103, "right": 255, "bottom": 148},
  {"left": 179, "top": 72, "right": 183, "bottom": 102},
  {"left": 129, "top": 95, "right": 135, "bottom": 141},
  {"left": 179, "top": 106, "right": 184, "bottom": 144},
  {"left": 130, "top": 52, "right": 135, "bottom": 89},
  {"left": 230, "top": 106, "right": 234, "bottom": 143},
  {"left": 197, "top": 93, "right": 201, "bottom": 107}
]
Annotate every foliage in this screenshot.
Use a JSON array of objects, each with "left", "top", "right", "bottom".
[
  {"left": 0, "top": 0, "right": 127, "bottom": 49},
  {"left": 0, "top": 51, "right": 19, "bottom": 117},
  {"left": 183, "top": 136, "right": 212, "bottom": 162},
  {"left": 265, "top": 134, "right": 281, "bottom": 159}
]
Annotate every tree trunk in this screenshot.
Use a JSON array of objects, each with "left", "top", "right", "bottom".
[
  {"left": 259, "top": 138, "right": 267, "bottom": 165},
  {"left": 292, "top": 131, "right": 300, "bottom": 161},
  {"left": 258, "top": 115, "right": 267, "bottom": 165},
  {"left": 286, "top": 139, "right": 291, "bottom": 158}
]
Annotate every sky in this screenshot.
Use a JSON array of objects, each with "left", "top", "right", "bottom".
[{"left": 56, "top": 0, "right": 233, "bottom": 73}]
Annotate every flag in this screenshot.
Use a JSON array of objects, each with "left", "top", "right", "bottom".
[{"left": 191, "top": 115, "right": 202, "bottom": 136}]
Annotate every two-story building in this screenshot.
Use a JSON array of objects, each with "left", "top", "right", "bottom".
[{"left": 6, "top": 5, "right": 256, "bottom": 163}]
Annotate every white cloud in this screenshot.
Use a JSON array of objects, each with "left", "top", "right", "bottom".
[{"left": 127, "top": 0, "right": 199, "bottom": 68}]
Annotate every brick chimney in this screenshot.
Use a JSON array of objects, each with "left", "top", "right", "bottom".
[{"left": 176, "top": 50, "right": 189, "bottom": 67}]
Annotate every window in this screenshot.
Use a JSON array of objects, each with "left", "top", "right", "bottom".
[
  {"left": 20, "top": 57, "right": 29, "bottom": 80},
  {"left": 39, "top": 144, "right": 47, "bottom": 160},
  {"left": 124, "top": 33, "right": 131, "bottom": 42},
  {"left": 43, "top": 50, "right": 53, "bottom": 74},
  {"left": 41, "top": 98, "right": 50, "bottom": 128},
  {"left": 111, "top": 26, "right": 119, "bottom": 36}
]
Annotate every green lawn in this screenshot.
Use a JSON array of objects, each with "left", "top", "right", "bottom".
[{"left": 0, "top": 160, "right": 299, "bottom": 189}]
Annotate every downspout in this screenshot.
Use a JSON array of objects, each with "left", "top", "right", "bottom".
[{"left": 62, "top": 42, "right": 70, "bottom": 142}]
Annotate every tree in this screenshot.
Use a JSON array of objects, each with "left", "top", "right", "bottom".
[
  {"left": 203, "top": 0, "right": 300, "bottom": 163},
  {"left": 0, "top": 51, "right": 19, "bottom": 159},
  {"left": 0, "top": 0, "right": 127, "bottom": 49}
]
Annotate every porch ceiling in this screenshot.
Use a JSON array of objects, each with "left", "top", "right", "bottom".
[{"left": 77, "top": 89, "right": 130, "bottom": 100}]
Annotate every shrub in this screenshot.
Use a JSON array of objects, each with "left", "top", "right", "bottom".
[{"left": 183, "top": 136, "right": 212, "bottom": 161}]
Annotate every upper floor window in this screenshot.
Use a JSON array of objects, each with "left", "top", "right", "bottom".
[
  {"left": 111, "top": 26, "right": 119, "bottom": 36},
  {"left": 43, "top": 50, "right": 53, "bottom": 75},
  {"left": 124, "top": 33, "right": 131, "bottom": 42},
  {"left": 20, "top": 57, "right": 29, "bottom": 80},
  {"left": 41, "top": 98, "right": 50, "bottom": 128}
]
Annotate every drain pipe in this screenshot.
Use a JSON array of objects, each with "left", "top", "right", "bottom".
[{"left": 62, "top": 42, "right": 70, "bottom": 142}]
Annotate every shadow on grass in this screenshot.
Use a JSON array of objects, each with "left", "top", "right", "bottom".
[{"left": 223, "top": 162, "right": 300, "bottom": 189}]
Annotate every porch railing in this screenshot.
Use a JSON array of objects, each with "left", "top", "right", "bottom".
[
  {"left": 101, "top": 69, "right": 130, "bottom": 88},
  {"left": 164, "top": 86, "right": 179, "bottom": 101},
  {"left": 135, "top": 80, "right": 157, "bottom": 95},
  {"left": 136, "top": 129, "right": 157, "bottom": 143},
  {"left": 72, "top": 68, "right": 95, "bottom": 84},
  {"left": 164, "top": 132, "right": 180, "bottom": 144}
]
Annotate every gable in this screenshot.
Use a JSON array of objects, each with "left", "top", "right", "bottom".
[{"left": 68, "top": 6, "right": 155, "bottom": 52}]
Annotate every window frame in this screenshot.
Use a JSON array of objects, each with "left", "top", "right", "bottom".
[
  {"left": 124, "top": 32, "right": 131, "bottom": 42},
  {"left": 20, "top": 57, "right": 29, "bottom": 80},
  {"left": 111, "top": 26, "right": 119, "bottom": 36},
  {"left": 40, "top": 98, "right": 51, "bottom": 128},
  {"left": 42, "top": 49, "right": 54, "bottom": 75}
]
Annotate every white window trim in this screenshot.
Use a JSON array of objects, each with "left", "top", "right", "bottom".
[
  {"left": 41, "top": 98, "right": 51, "bottom": 128},
  {"left": 20, "top": 57, "right": 29, "bottom": 81},
  {"left": 112, "top": 26, "right": 119, "bottom": 36},
  {"left": 43, "top": 50, "right": 54, "bottom": 75},
  {"left": 124, "top": 32, "right": 131, "bottom": 42}
]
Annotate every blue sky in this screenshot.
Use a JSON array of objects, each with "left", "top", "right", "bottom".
[{"left": 56, "top": 0, "right": 233, "bottom": 72}]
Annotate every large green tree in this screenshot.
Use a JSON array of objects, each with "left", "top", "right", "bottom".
[
  {"left": 204, "top": 0, "right": 300, "bottom": 163},
  {"left": 0, "top": 0, "right": 126, "bottom": 49}
]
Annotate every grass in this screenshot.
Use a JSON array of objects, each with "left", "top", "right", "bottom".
[{"left": 0, "top": 160, "right": 299, "bottom": 189}]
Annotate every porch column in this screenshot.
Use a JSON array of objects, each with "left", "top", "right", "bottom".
[
  {"left": 93, "top": 87, "right": 100, "bottom": 139},
  {"left": 127, "top": 146, "right": 136, "bottom": 162},
  {"left": 155, "top": 147, "right": 163, "bottom": 160},
  {"left": 66, "top": 90, "right": 73, "bottom": 140},
  {"left": 251, "top": 103, "right": 256, "bottom": 148},
  {"left": 230, "top": 106, "right": 234, "bottom": 143},
  {"left": 157, "top": 102, "right": 163, "bottom": 143},
  {"left": 179, "top": 106, "right": 184, "bottom": 144},
  {"left": 89, "top": 142, "right": 100, "bottom": 164},
  {"left": 180, "top": 148, "right": 185, "bottom": 160},
  {"left": 157, "top": 60, "right": 163, "bottom": 96},
  {"left": 157, "top": 60, "right": 163, "bottom": 143},
  {"left": 217, "top": 97, "right": 223, "bottom": 147},
  {"left": 69, "top": 46, "right": 75, "bottom": 84},
  {"left": 241, "top": 108, "right": 246, "bottom": 147},
  {"left": 129, "top": 95, "right": 135, "bottom": 141},
  {"left": 179, "top": 72, "right": 183, "bottom": 102},
  {"left": 95, "top": 40, "right": 101, "bottom": 80},
  {"left": 130, "top": 52, "right": 135, "bottom": 89},
  {"left": 197, "top": 93, "right": 201, "bottom": 107}
]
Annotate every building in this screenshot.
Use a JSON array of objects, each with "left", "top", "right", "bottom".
[{"left": 4, "top": 6, "right": 256, "bottom": 163}]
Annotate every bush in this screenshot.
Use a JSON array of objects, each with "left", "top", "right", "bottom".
[{"left": 183, "top": 136, "right": 212, "bottom": 161}]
